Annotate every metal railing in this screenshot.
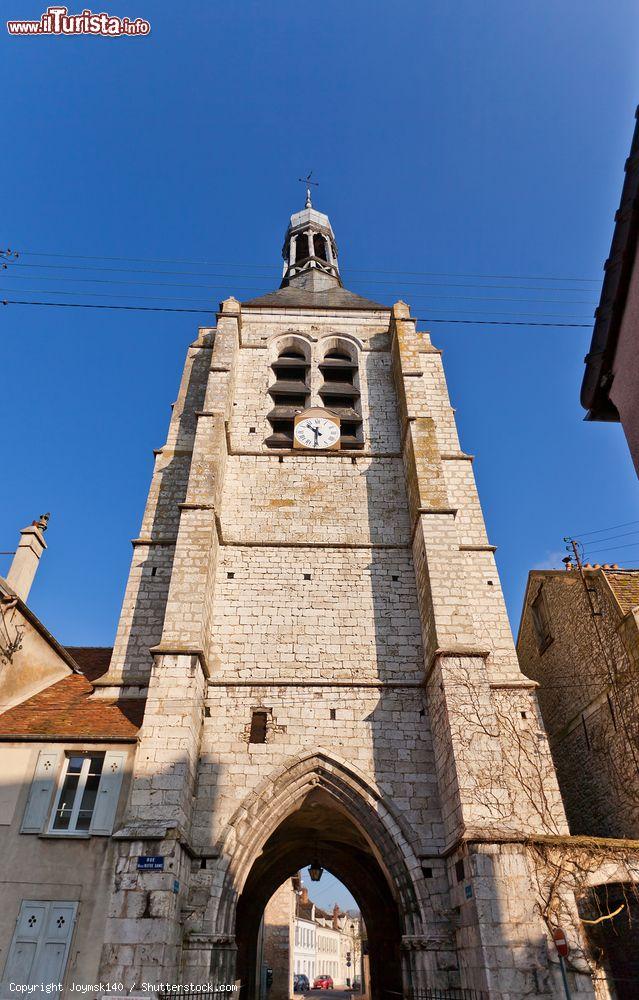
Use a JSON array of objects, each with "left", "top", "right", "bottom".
[
  {"left": 404, "top": 989, "right": 489, "bottom": 1000},
  {"left": 158, "top": 992, "right": 237, "bottom": 999}
]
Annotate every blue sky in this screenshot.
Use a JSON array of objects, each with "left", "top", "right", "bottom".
[
  {"left": 2, "top": 0, "right": 638, "bottom": 913},
  {"left": 301, "top": 871, "right": 357, "bottom": 917}
]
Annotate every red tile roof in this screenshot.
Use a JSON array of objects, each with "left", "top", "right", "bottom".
[
  {"left": 604, "top": 570, "right": 639, "bottom": 613},
  {"left": 65, "top": 646, "right": 115, "bottom": 681},
  {"left": 0, "top": 647, "right": 145, "bottom": 740}
]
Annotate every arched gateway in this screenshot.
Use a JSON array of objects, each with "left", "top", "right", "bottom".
[
  {"left": 219, "top": 753, "right": 416, "bottom": 1000},
  {"left": 96, "top": 196, "right": 600, "bottom": 998}
]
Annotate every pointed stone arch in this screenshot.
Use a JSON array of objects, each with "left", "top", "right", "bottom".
[
  {"left": 206, "top": 751, "right": 431, "bottom": 1000},
  {"left": 214, "top": 750, "right": 424, "bottom": 939}
]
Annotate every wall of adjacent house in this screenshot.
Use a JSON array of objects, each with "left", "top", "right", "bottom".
[
  {"left": 518, "top": 570, "right": 639, "bottom": 838},
  {"left": 610, "top": 246, "right": 639, "bottom": 477},
  {"left": 262, "top": 880, "right": 295, "bottom": 1000},
  {"left": 0, "top": 741, "right": 133, "bottom": 990},
  {"left": 0, "top": 610, "right": 70, "bottom": 713}
]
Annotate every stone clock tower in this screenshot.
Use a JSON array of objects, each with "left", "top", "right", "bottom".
[{"left": 96, "top": 199, "right": 595, "bottom": 999}]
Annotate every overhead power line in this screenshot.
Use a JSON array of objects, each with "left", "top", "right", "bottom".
[
  {"left": 1, "top": 299, "right": 209, "bottom": 314},
  {"left": 3, "top": 259, "right": 600, "bottom": 296},
  {"left": 0, "top": 285, "right": 214, "bottom": 305},
  {"left": 582, "top": 541, "right": 639, "bottom": 557},
  {"left": 579, "top": 529, "right": 639, "bottom": 546},
  {"left": 3, "top": 247, "right": 601, "bottom": 283},
  {"left": 0, "top": 275, "right": 597, "bottom": 308},
  {"left": 0, "top": 298, "right": 593, "bottom": 326},
  {"left": 570, "top": 519, "right": 639, "bottom": 538}
]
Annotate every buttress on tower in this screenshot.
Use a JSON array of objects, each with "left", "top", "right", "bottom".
[{"left": 95, "top": 199, "right": 595, "bottom": 998}]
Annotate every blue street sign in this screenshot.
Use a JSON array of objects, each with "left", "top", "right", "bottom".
[{"left": 137, "top": 855, "right": 164, "bottom": 871}]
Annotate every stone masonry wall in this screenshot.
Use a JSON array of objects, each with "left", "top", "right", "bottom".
[
  {"left": 518, "top": 569, "right": 639, "bottom": 838},
  {"left": 191, "top": 684, "right": 440, "bottom": 857},
  {"left": 220, "top": 455, "right": 410, "bottom": 544},
  {"left": 262, "top": 880, "right": 295, "bottom": 1000},
  {"left": 209, "top": 545, "right": 423, "bottom": 681}
]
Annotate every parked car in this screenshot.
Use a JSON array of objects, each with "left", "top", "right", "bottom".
[
  {"left": 294, "top": 974, "right": 310, "bottom": 993},
  {"left": 313, "top": 976, "right": 334, "bottom": 990},
  {"left": 350, "top": 979, "right": 361, "bottom": 992}
]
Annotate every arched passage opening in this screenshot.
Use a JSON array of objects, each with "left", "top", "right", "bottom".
[
  {"left": 260, "top": 870, "right": 362, "bottom": 999},
  {"left": 580, "top": 881, "right": 639, "bottom": 999},
  {"left": 234, "top": 788, "right": 404, "bottom": 1000}
]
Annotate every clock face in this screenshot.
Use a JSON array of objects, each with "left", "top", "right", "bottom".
[{"left": 294, "top": 416, "right": 340, "bottom": 450}]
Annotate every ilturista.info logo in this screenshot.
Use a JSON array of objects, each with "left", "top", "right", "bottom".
[{"left": 7, "top": 6, "right": 151, "bottom": 36}]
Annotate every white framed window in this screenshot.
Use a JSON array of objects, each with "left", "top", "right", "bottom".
[
  {"left": 21, "top": 749, "right": 125, "bottom": 837},
  {"left": 49, "top": 753, "right": 105, "bottom": 834}
]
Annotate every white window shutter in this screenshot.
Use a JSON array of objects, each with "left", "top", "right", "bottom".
[
  {"left": 0, "top": 900, "right": 77, "bottom": 995},
  {"left": 90, "top": 751, "right": 125, "bottom": 835},
  {"left": 20, "top": 751, "right": 59, "bottom": 833}
]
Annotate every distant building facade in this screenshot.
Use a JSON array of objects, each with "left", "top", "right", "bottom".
[
  {"left": 517, "top": 562, "right": 639, "bottom": 992},
  {"left": 293, "top": 887, "right": 316, "bottom": 982},
  {"left": 517, "top": 563, "right": 639, "bottom": 839},
  {"left": 314, "top": 920, "right": 341, "bottom": 983},
  {"left": 582, "top": 105, "right": 639, "bottom": 476},
  {"left": 291, "top": 884, "right": 361, "bottom": 987}
]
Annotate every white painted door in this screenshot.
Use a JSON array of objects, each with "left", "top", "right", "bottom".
[{"left": 1, "top": 901, "right": 77, "bottom": 992}]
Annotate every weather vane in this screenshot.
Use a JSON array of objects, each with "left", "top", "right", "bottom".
[{"left": 298, "top": 171, "right": 319, "bottom": 208}]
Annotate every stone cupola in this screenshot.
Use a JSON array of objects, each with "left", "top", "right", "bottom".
[{"left": 280, "top": 190, "right": 341, "bottom": 292}]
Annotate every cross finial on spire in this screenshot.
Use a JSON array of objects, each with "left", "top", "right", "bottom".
[{"left": 298, "top": 171, "right": 319, "bottom": 209}]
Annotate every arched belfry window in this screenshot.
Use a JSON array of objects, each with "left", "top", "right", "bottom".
[
  {"left": 313, "top": 234, "right": 328, "bottom": 261},
  {"left": 295, "top": 235, "right": 310, "bottom": 264},
  {"left": 319, "top": 344, "right": 363, "bottom": 449},
  {"left": 266, "top": 343, "right": 310, "bottom": 448}
]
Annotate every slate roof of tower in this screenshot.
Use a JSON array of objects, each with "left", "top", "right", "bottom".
[
  {"left": 0, "top": 646, "right": 145, "bottom": 740},
  {"left": 242, "top": 285, "right": 388, "bottom": 311}
]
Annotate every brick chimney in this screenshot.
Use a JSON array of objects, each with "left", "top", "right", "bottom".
[
  {"left": 332, "top": 903, "right": 340, "bottom": 929},
  {"left": 6, "top": 514, "right": 49, "bottom": 602},
  {"left": 300, "top": 886, "right": 309, "bottom": 904}
]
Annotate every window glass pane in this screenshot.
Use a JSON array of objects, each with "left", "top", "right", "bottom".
[
  {"left": 52, "top": 773, "right": 80, "bottom": 830},
  {"left": 75, "top": 755, "right": 104, "bottom": 830},
  {"left": 76, "top": 778, "right": 99, "bottom": 828}
]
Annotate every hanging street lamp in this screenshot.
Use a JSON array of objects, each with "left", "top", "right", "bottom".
[{"left": 308, "top": 859, "right": 323, "bottom": 882}]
